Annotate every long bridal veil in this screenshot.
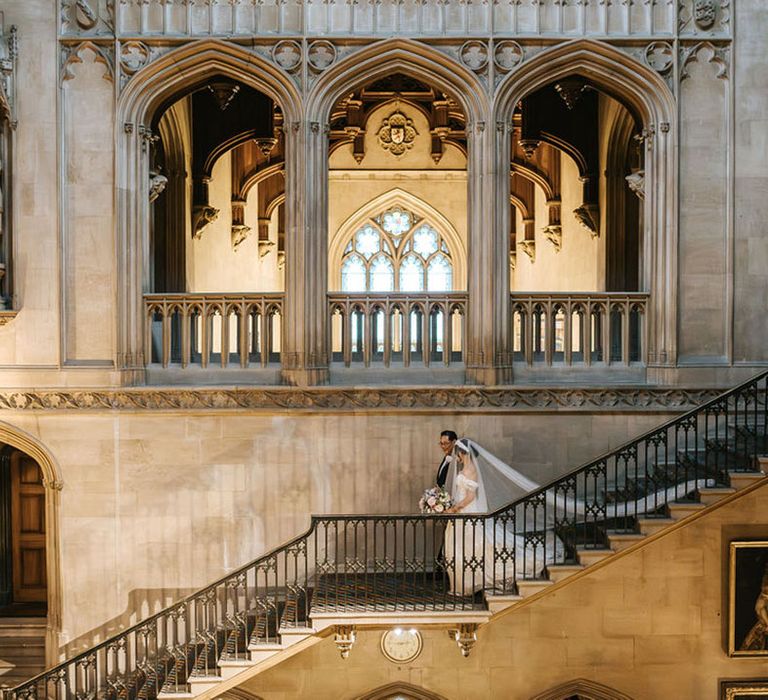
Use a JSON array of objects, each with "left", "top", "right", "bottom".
[{"left": 444, "top": 438, "right": 717, "bottom": 593}]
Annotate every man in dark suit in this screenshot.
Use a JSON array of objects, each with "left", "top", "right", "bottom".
[{"left": 437, "top": 430, "right": 457, "bottom": 488}]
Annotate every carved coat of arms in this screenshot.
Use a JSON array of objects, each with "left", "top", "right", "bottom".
[
  {"left": 377, "top": 111, "right": 418, "bottom": 156},
  {"left": 693, "top": 0, "right": 717, "bottom": 29}
]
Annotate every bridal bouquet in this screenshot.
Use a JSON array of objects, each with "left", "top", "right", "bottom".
[{"left": 419, "top": 486, "right": 453, "bottom": 514}]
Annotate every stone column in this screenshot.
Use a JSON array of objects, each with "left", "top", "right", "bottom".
[
  {"left": 464, "top": 119, "right": 513, "bottom": 385},
  {"left": 281, "top": 120, "right": 330, "bottom": 386}
]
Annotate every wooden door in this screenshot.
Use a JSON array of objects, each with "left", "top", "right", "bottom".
[{"left": 10, "top": 452, "right": 47, "bottom": 603}]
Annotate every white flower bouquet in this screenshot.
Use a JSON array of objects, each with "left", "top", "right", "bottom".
[{"left": 419, "top": 486, "right": 453, "bottom": 514}]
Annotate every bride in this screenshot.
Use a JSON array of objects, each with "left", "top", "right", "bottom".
[
  {"left": 442, "top": 438, "right": 551, "bottom": 595},
  {"left": 440, "top": 437, "right": 718, "bottom": 596}
]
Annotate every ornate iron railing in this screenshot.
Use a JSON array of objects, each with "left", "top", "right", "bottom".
[
  {"left": 144, "top": 293, "right": 284, "bottom": 369},
  {"left": 328, "top": 292, "right": 467, "bottom": 368},
  {"left": 510, "top": 292, "right": 648, "bottom": 366},
  {"left": 7, "top": 371, "right": 767, "bottom": 699}
]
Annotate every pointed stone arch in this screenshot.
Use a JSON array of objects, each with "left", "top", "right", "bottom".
[
  {"left": 493, "top": 38, "right": 678, "bottom": 373},
  {"left": 0, "top": 420, "right": 63, "bottom": 667},
  {"left": 356, "top": 681, "right": 449, "bottom": 700},
  {"left": 529, "top": 677, "right": 634, "bottom": 700},
  {"left": 329, "top": 187, "right": 467, "bottom": 290},
  {"left": 115, "top": 39, "right": 302, "bottom": 381},
  {"left": 300, "top": 39, "right": 501, "bottom": 384}
]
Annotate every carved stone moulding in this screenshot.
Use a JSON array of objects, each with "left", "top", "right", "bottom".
[{"left": 0, "top": 386, "right": 724, "bottom": 412}]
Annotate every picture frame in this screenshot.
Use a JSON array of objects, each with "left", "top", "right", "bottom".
[
  {"left": 719, "top": 680, "right": 768, "bottom": 700},
  {"left": 728, "top": 541, "right": 768, "bottom": 657}
]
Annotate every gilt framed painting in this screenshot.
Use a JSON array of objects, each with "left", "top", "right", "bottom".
[
  {"left": 719, "top": 680, "right": 768, "bottom": 699},
  {"left": 728, "top": 541, "right": 768, "bottom": 657}
]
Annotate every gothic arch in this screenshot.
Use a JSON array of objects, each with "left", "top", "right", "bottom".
[
  {"left": 115, "top": 40, "right": 302, "bottom": 378},
  {"left": 356, "top": 682, "right": 449, "bottom": 700},
  {"left": 0, "top": 420, "right": 63, "bottom": 667},
  {"left": 329, "top": 188, "right": 467, "bottom": 290},
  {"left": 529, "top": 678, "right": 634, "bottom": 700},
  {"left": 493, "top": 39, "right": 677, "bottom": 370},
  {"left": 307, "top": 39, "right": 486, "bottom": 125}
]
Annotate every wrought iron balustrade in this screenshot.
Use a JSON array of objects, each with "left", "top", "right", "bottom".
[
  {"left": 144, "top": 294, "right": 283, "bottom": 369},
  {"left": 328, "top": 292, "right": 467, "bottom": 368},
  {"left": 7, "top": 371, "right": 768, "bottom": 700},
  {"left": 510, "top": 292, "right": 648, "bottom": 367}
]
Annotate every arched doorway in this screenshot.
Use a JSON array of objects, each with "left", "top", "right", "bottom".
[
  {"left": 356, "top": 682, "right": 449, "bottom": 700},
  {"left": 0, "top": 447, "right": 47, "bottom": 614}
]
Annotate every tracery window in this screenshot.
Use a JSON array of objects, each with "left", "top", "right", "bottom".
[{"left": 340, "top": 208, "right": 453, "bottom": 293}]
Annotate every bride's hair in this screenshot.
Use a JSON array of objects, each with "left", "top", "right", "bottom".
[{"left": 455, "top": 438, "right": 476, "bottom": 457}]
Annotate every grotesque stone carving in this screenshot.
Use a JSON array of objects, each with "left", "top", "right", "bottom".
[
  {"left": 231, "top": 224, "right": 251, "bottom": 251},
  {"left": 543, "top": 225, "right": 563, "bottom": 252}
]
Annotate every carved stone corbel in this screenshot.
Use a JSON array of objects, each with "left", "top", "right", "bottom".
[
  {"left": 148, "top": 171, "right": 168, "bottom": 203},
  {"left": 334, "top": 625, "right": 356, "bottom": 659},
  {"left": 543, "top": 225, "right": 562, "bottom": 252},
  {"left": 518, "top": 239, "right": 535, "bottom": 262},
  {"left": 449, "top": 624, "right": 478, "bottom": 658},
  {"left": 625, "top": 169, "right": 645, "bottom": 200},
  {"left": 192, "top": 205, "right": 219, "bottom": 240},
  {"left": 573, "top": 203, "right": 599, "bottom": 238}
]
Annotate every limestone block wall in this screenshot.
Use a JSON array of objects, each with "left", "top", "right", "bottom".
[
  {"left": 239, "top": 480, "right": 768, "bottom": 699},
  {"left": 0, "top": 408, "right": 672, "bottom": 654}
]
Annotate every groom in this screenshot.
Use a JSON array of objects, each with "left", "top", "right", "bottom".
[{"left": 436, "top": 430, "right": 457, "bottom": 488}]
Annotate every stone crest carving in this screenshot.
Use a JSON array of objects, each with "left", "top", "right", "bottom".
[
  {"left": 694, "top": 0, "right": 717, "bottom": 30},
  {"left": 377, "top": 111, "right": 418, "bottom": 157}
]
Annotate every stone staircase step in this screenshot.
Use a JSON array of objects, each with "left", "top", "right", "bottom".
[
  {"left": 187, "top": 676, "right": 222, "bottom": 695},
  {"left": 636, "top": 517, "right": 676, "bottom": 536},
  {"left": 515, "top": 580, "right": 555, "bottom": 598},
  {"left": 667, "top": 502, "right": 707, "bottom": 520},
  {"left": 576, "top": 548, "right": 614, "bottom": 567},
  {"left": 728, "top": 471, "right": 766, "bottom": 490},
  {"left": 698, "top": 486, "right": 737, "bottom": 505},
  {"left": 278, "top": 627, "right": 315, "bottom": 646},
  {"left": 760, "top": 457, "right": 768, "bottom": 474},
  {"left": 218, "top": 659, "right": 256, "bottom": 680},
  {"left": 607, "top": 532, "right": 646, "bottom": 552},
  {"left": 157, "top": 693, "right": 195, "bottom": 699},
  {"left": 485, "top": 594, "right": 523, "bottom": 614},
  {"left": 545, "top": 564, "right": 585, "bottom": 584},
  {"left": 247, "top": 642, "right": 286, "bottom": 663}
]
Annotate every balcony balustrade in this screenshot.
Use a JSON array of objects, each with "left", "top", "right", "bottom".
[
  {"left": 144, "top": 293, "right": 283, "bottom": 370},
  {"left": 328, "top": 292, "right": 467, "bottom": 369},
  {"left": 143, "top": 291, "right": 648, "bottom": 381},
  {"left": 511, "top": 292, "right": 648, "bottom": 368}
]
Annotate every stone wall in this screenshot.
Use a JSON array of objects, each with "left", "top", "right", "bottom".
[
  {"left": 238, "top": 480, "right": 768, "bottom": 699},
  {"left": 1, "top": 407, "right": 673, "bottom": 653}
]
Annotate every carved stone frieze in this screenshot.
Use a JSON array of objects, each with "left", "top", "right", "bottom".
[{"left": 0, "top": 386, "right": 724, "bottom": 412}]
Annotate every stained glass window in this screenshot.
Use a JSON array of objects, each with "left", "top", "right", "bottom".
[{"left": 339, "top": 207, "right": 454, "bottom": 292}]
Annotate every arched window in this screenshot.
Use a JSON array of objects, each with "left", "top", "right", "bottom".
[{"left": 340, "top": 207, "right": 453, "bottom": 293}]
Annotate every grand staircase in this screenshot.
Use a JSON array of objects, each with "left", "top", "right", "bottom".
[{"left": 4, "top": 370, "right": 768, "bottom": 700}]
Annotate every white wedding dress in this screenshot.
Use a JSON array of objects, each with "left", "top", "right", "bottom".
[{"left": 440, "top": 438, "right": 717, "bottom": 595}]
